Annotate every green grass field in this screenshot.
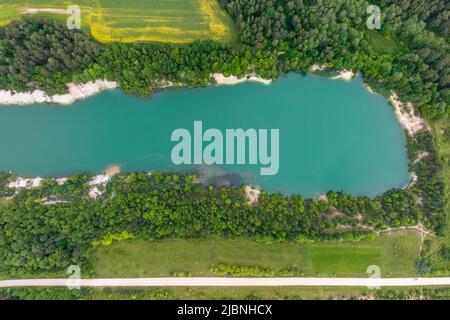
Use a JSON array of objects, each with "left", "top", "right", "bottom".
[
  {"left": 92, "top": 285, "right": 450, "bottom": 300},
  {"left": 427, "top": 120, "right": 450, "bottom": 275},
  {"left": 0, "top": 0, "right": 238, "bottom": 44},
  {"left": 433, "top": 120, "right": 450, "bottom": 243},
  {"left": 92, "top": 231, "right": 421, "bottom": 279},
  {"left": 92, "top": 286, "right": 371, "bottom": 300}
]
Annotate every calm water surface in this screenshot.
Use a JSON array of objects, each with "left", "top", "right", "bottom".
[{"left": 0, "top": 74, "right": 409, "bottom": 197}]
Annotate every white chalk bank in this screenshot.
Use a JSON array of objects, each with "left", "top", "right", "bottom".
[
  {"left": 389, "top": 93, "right": 429, "bottom": 136},
  {"left": 331, "top": 70, "right": 355, "bottom": 80},
  {"left": 8, "top": 177, "right": 42, "bottom": 189},
  {"left": 0, "top": 80, "right": 118, "bottom": 105},
  {"left": 211, "top": 73, "right": 272, "bottom": 86}
]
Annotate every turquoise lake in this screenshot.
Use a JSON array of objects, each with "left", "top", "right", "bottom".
[{"left": 0, "top": 74, "right": 409, "bottom": 197}]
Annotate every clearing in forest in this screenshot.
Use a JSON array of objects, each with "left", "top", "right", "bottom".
[{"left": 0, "top": 0, "right": 238, "bottom": 44}]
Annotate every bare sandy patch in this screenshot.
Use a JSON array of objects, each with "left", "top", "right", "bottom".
[
  {"left": 212, "top": 73, "right": 272, "bottom": 86},
  {"left": 245, "top": 186, "right": 261, "bottom": 205},
  {"left": 389, "top": 93, "right": 429, "bottom": 136},
  {"left": 310, "top": 64, "right": 326, "bottom": 72},
  {"left": 331, "top": 70, "right": 355, "bottom": 80},
  {"left": 8, "top": 177, "right": 42, "bottom": 189},
  {"left": 106, "top": 165, "right": 121, "bottom": 177},
  {"left": 0, "top": 80, "right": 118, "bottom": 105},
  {"left": 56, "top": 177, "right": 69, "bottom": 185},
  {"left": 87, "top": 166, "right": 121, "bottom": 199}
]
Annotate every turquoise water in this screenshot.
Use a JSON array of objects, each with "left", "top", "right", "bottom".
[{"left": 0, "top": 74, "right": 409, "bottom": 197}]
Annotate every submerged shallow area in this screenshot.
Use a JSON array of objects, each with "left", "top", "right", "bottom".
[{"left": 0, "top": 73, "right": 409, "bottom": 197}]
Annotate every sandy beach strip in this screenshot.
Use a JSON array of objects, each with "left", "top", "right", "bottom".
[
  {"left": 0, "top": 80, "right": 118, "bottom": 105},
  {"left": 0, "top": 74, "right": 270, "bottom": 106},
  {"left": 211, "top": 73, "right": 272, "bottom": 86},
  {"left": 389, "top": 93, "right": 429, "bottom": 136},
  {"left": 245, "top": 186, "right": 261, "bottom": 205},
  {"left": 331, "top": 70, "right": 355, "bottom": 80},
  {"left": 310, "top": 64, "right": 327, "bottom": 72}
]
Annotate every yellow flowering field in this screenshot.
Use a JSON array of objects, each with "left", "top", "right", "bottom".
[{"left": 0, "top": 0, "right": 238, "bottom": 44}]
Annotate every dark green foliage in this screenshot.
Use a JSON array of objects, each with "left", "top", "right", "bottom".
[
  {"left": 416, "top": 257, "right": 433, "bottom": 275},
  {"left": 0, "top": 287, "right": 91, "bottom": 300},
  {"left": 0, "top": 173, "right": 331, "bottom": 274},
  {"left": 0, "top": 18, "right": 102, "bottom": 94},
  {"left": 440, "top": 245, "right": 450, "bottom": 261},
  {"left": 93, "top": 41, "right": 243, "bottom": 96},
  {"left": 376, "top": 287, "right": 450, "bottom": 300},
  {"left": 377, "top": 0, "right": 449, "bottom": 37},
  {"left": 407, "top": 132, "right": 446, "bottom": 235}
]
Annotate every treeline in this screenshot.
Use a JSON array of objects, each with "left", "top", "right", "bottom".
[
  {"left": 0, "top": 287, "right": 90, "bottom": 300},
  {"left": 0, "top": 173, "right": 329, "bottom": 274},
  {"left": 3, "top": 285, "right": 450, "bottom": 300},
  {"left": 377, "top": 0, "right": 449, "bottom": 37},
  {"left": 80, "top": 41, "right": 245, "bottom": 96},
  {"left": 376, "top": 287, "right": 450, "bottom": 300}
]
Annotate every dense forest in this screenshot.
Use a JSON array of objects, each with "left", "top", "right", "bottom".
[
  {"left": 0, "top": 1, "right": 448, "bottom": 279},
  {"left": 0, "top": 19, "right": 101, "bottom": 94}
]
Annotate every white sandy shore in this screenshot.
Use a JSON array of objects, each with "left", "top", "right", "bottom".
[
  {"left": 88, "top": 166, "right": 121, "bottom": 199},
  {"left": 389, "top": 93, "right": 429, "bottom": 136},
  {"left": 4, "top": 167, "right": 121, "bottom": 200},
  {"left": 309, "top": 64, "right": 355, "bottom": 81},
  {"left": 310, "top": 64, "right": 326, "bottom": 72},
  {"left": 409, "top": 172, "right": 418, "bottom": 188},
  {"left": 56, "top": 177, "right": 69, "bottom": 185},
  {"left": 388, "top": 94, "right": 429, "bottom": 190},
  {"left": 414, "top": 151, "right": 430, "bottom": 164},
  {"left": 0, "top": 80, "right": 118, "bottom": 105},
  {"left": 364, "top": 83, "right": 374, "bottom": 93},
  {"left": 8, "top": 177, "right": 42, "bottom": 189},
  {"left": 88, "top": 174, "right": 110, "bottom": 199},
  {"left": 0, "top": 68, "right": 352, "bottom": 106},
  {"left": 245, "top": 186, "right": 261, "bottom": 205},
  {"left": 211, "top": 73, "right": 272, "bottom": 86},
  {"left": 0, "top": 74, "right": 270, "bottom": 106},
  {"left": 105, "top": 165, "right": 121, "bottom": 177},
  {"left": 331, "top": 70, "right": 355, "bottom": 80}
]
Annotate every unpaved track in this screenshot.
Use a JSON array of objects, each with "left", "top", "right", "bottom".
[{"left": 1, "top": 277, "right": 450, "bottom": 288}]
